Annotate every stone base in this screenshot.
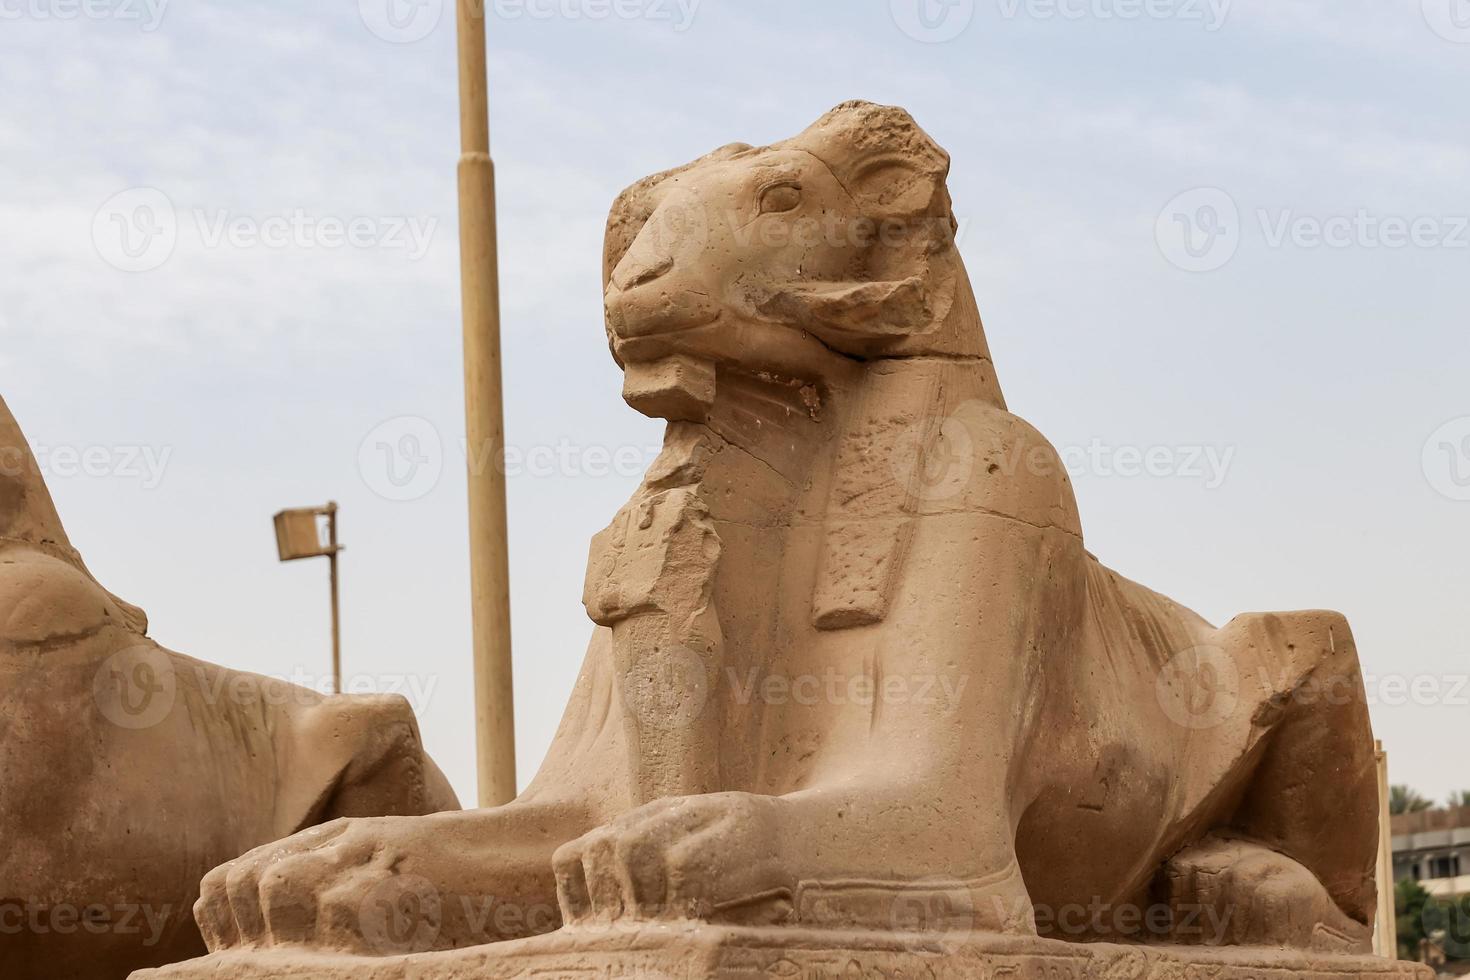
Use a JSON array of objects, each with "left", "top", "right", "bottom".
[{"left": 132, "top": 925, "right": 1432, "bottom": 980}]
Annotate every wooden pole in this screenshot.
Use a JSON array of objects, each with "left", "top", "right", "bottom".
[
  {"left": 456, "top": 0, "right": 517, "bottom": 807},
  {"left": 327, "top": 502, "right": 341, "bottom": 695}
]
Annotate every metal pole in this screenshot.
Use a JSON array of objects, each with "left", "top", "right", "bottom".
[
  {"left": 456, "top": 0, "right": 517, "bottom": 807},
  {"left": 328, "top": 502, "right": 342, "bottom": 695}
]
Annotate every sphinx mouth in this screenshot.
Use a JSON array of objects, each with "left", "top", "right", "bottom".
[
  {"left": 612, "top": 313, "right": 728, "bottom": 370},
  {"left": 605, "top": 289, "right": 724, "bottom": 340}
]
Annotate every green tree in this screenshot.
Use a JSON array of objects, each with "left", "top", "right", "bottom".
[
  {"left": 1391, "top": 784, "right": 1435, "bottom": 816},
  {"left": 1397, "top": 879, "right": 1470, "bottom": 963},
  {"left": 1397, "top": 876, "right": 1435, "bottom": 961},
  {"left": 1444, "top": 894, "right": 1470, "bottom": 962},
  {"left": 1448, "top": 790, "right": 1470, "bottom": 809}
]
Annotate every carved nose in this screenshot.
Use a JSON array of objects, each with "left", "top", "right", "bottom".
[{"left": 611, "top": 252, "right": 674, "bottom": 292}]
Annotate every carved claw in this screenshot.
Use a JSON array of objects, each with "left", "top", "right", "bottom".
[{"left": 553, "top": 793, "right": 794, "bottom": 926}]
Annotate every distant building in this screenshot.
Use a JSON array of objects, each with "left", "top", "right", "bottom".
[{"left": 1393, "top": 805, "right": 1470, "bottom": 900}]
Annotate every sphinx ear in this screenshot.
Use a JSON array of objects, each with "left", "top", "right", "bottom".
[
  {"left": 843, "top": 153, "right": 949, "bottom": 222},
  {"left": 762, "top": 276, "right": 930, "bottom": 338},
  {"left": 790, "top": 101, "right": 952, "bottom": 222},
  {"left": 771, "top": 102, "right": 959, "bottom": 353},
  {"left": 761, "top": 270, "right": 958, "bottom": 356}
]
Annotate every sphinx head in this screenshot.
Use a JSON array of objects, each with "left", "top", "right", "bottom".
[
  {"left": 0, "top": 396, "right": 71, "bottom": 551},
  {"left": 603, "top": 101, "right": 990, "bottom": 417},
  {"left": 0, "top": 395, "right": 149, "bottom": 634}
]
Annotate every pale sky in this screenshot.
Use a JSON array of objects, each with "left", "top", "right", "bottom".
[{"left": 3, "top": 0, "right": 1467, "bottom": 808}]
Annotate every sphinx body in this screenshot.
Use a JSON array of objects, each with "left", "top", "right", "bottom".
[
  {"left": 0, "top": 397, "right": 459, "bottom": 980},
  {"left": 189, "top": 102, "right": 1380, "bottom": 964}
]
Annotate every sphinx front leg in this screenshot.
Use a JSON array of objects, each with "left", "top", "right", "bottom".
[
  {"left": 197, "top": 627, "right": 634, "bottom": 956},
  {"left": 552, "top": 786, "right": 1033, "bottom": 935},
  {"left": 197, "top": 799, "right": 595, "bottom": 955},
  {"left": 1151, "top": 612, "right": 1378, "bottom": 954}
]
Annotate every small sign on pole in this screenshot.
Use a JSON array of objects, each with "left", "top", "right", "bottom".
[{"left": 273, "top": 502, "right": 343, "bottom": 693}]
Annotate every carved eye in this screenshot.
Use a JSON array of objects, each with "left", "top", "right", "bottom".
[{"left": 758, "top": 183, "right": 802, "bottom": 215}]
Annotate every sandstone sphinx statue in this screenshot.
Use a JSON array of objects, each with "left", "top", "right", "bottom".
[
  {"left": 0, "top": 396, "right": 460, "bottom": 980},
  {"left": 141, "top": 102, "right": 1419, "bottom": 979}
]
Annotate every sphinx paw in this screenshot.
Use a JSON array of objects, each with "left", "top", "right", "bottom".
[
  {"left": 552, "top": 793, "right": 794, "bottom": 925},
  {"left": 1162, "top": 835, "right": 1371, "bottom": 952},
  {"left": 196, "top": 817, "right": 433, "bottom": 955}
]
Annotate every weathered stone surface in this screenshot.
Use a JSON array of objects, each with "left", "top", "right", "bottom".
[
  {"left": 150, "top": 101, "right": 1393, "bottom": 979},
  {"left": 623, "top": 354, "right": 718, "bottom": 422},
  {"left": 0, "top": 396, "right": 460, "bottom": 980},
  {"left": 138, "top": 926, "right": 1432, "bottom": 980}
]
